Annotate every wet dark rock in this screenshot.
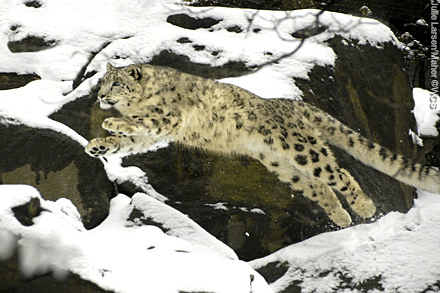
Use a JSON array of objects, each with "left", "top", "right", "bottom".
[
  {"left": 226, "top": 25, "right": 243, "bottom": 33},
  {"left": 49, "top": 86, "right": 119, "bottom": 140},
  {"left": 71, "top": 41, "right": 111, "bottom": 90},
  {"left": 167, "top": 13, "right": 221, "bottom": 30},
  {"left": 149, "top": 50, "right": 252, "bottom": 79},
  {"left": 254, "top": 261, "right": 387, "bottom": 293},
  {"left": 11, "top": 197, "right": 45, "bottom": 226},
  {"left": 8, "top": 36, "right": 58, "bottom": 53},
  {"left": 192, "top": 44, "right": 206, "bottom": 51},
  {"left": 127, "top": 207, "right": 171, "bottom": 233},
  {"left": 180, "top": 0, "right": 318, "bottom": 10},
  {"left": 0, "top": 122, "right": 114, "bottom": 229},
  {"left": 177, "top": 37, "right": 193, "bottom": 44},
  {"left": 24, "top": 0, "right": 42, "bottom": 8},
  {"left": 254, "top": 261, "right": 290, "bottom": 284},
  {"left": 291, "top": 25, "right": 327, "bottom": 38},
  {"left": 277, "top": 282, "right": 302, "bottom": 293},
  {"left": 0, "top": 72, "right": 40, "bottom": 90},
  {"left": 424, "top": 135, "right": 440, "bottom": 167}
]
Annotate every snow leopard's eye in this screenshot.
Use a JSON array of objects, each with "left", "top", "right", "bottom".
[{"left": 112, "top": 81, "right": 120, "bottom": 87}]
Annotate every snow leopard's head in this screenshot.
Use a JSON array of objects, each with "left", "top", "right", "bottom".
[{"left": 97, "top": 63, "right": 144, "bottom": 110}]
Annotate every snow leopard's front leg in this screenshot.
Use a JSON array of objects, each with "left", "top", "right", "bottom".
[
  {"left": 102, "top": 117, "right": 141, "bottom": 135},
  {"left": 85, "top": 134, "right": 157, "bottom": 157},
  {"left": 86, "top": 108, "right": 182, "bottom": 157},
  {"left": 103, "top": 109, "right": 182, "bottom": 137}
]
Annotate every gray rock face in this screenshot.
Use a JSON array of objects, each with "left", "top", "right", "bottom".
[
  {"left": 8, "top": 36, "right": 58, "bottom": 53},
  {"left": 0, "top": 72, "right": 40, "bottom": 90},
  {"left": 166, "top": 13, "right": 221, "bottom": 30},
  {"left": 150, "top": 50, "right": 252, "bottom": 79},
  {"left": 0, "top": 123, "right": 113, "bottom": 229}
]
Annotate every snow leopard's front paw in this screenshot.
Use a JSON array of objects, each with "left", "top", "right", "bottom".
[
  {"left": 85, "top": 137, "right": 120, "bottom": 157},
  {"left": 102, "top": 117, "right": 140, "bottom": 135}
]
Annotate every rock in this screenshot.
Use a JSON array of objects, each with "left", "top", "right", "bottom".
[
  {"left": 291, "top": 25, "right": 327, "bottom": 38},
  {"left": 24, "top": 0, "right": 42, "bottom": 8},
  {"left": 150, "top": 50, "right": 252, "bottom": 79},
  {"left": 0, "top": 191, "right": 268, "bottom": 292},
  {"left": 126, "top": 192, "right": 239, "bottom": 259},
  {"left": 0, "top": 252, "right": 113, "bottom": 293},
  {"left": 249, "top": 194, "right": 441, "bottom": 292},
  {"left": 253, "top": 261, "right": 290, "bottom": 284},
  {"left": 166, "top": 13, "right": 221, "bottom": 30},
  {"left": 8, "top": 36, "right": 58, "bottom": 53},
  {"left": 180, "top": 0, "right": 318, "bottom": 10},
  {"left": 49, "top": 86, "right": 119, "bottom": 140},
  {"left": 0, "top": 72, "right": 41, "bottom": 90},
  {"left": 0, "top": 122, "right": 114, "bottom": 229},
  {"left": 0, "top": 186, "right": 112, "bottom": 293},
  {"left": 11, "top": 197, "right": 44, "bottom": 226}
]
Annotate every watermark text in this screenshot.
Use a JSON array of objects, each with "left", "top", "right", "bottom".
[{"left": 430, "top": 0, "right": 440, "bottom": 109}]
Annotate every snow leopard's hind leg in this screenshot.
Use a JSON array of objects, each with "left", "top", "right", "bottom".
[
  {"left": 260, "top": 157, "right": 352, "bottom": 227},
  {"left": 333, "top": 168, "right": 376, "bottom": 218}
]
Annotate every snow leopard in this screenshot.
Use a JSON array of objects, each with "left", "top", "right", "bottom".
[{"left": 85, "top": 63, "right": 440, "bottom": 227}]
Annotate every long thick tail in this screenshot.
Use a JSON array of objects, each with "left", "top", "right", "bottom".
[{"left": 297, "top": 102, "right": 440, "bottom": 193}]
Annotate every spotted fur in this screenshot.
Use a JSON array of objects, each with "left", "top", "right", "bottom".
[{"left": 85, "top": 63, "right": 440, "bottom": 227}]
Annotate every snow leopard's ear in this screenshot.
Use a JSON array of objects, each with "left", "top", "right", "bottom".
[
  {"left": 128, "top": 65, "right": 142, "bottom": 81},
  {"left": 106, "top": 62, "right": 115, "bottom": 71}
]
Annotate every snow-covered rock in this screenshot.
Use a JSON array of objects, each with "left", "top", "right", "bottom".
[
  {"left": 0, "top": 185, "right": 272, "bottom": 293},
  {"left": 0, "top": 122, "right": 112, "bottom": 229},
  {"left": 0, "top": 0, "right": 438, "bottom": 292},
  {"left": 250, "top": 191, "right": 440, "bottom": 293}
]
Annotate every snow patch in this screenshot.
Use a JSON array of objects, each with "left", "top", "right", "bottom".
[
  {"left": 412, "top": 87, "right": 440, "bottom": 137},
  {"left": 0, "top": 185, "right": 272, "bottom": 293},
  {"left": 250, "top": 190, "right": 440, "bottom": 293}
]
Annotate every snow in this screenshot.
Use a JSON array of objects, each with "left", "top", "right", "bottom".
[
  {"left": 0, "top": 0, "right": 400, "bottom": 140},
  {"left": 250, "top": 191, "right": 440, "bottom": 293},
  {"left": 409, "top": 86, "right": 439, "bottom": 146},
  {"left": 206, "top": 202, "right": 230, "bottom": 211},
  {"left": 0, "top": 0, "right": 438, "bottom": 292},
  {"left": 1, "top": 186, "right": 438, "bottom": 292},
  {"left": 0, "top": 185, "right": 271, "bottom": 293},
  {"left": 0, "top": 0, "right": 399, "bottom": 115},
  {"left": 128, "top": 192, "right": 238, "bottom": 259},
  {"left": 412, "top": 87, "right": 440, "bottom": 137}
]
